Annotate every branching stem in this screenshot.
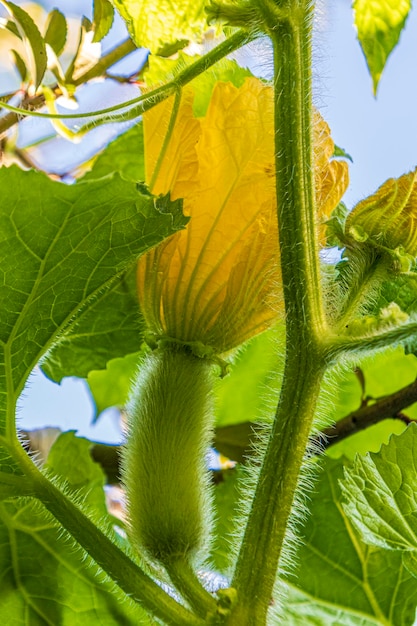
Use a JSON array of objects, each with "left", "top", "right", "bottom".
[{"left": 226, "top": 2, "right": 328, "bottom": 623}]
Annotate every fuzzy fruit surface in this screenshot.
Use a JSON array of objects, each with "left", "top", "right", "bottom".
[{"left": 123, "top": 346, "right": 215, "bottom": 565}]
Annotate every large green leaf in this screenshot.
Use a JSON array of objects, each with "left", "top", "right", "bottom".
[
  {"left": 44, "top": 431, "right": 109, "bottom": 516},
  {"left": 281, "top": 458, "right": 417, "bottom": 625},
  {"left": 42, "top": 268, "right": 143, "bottom": 382},
  {"left": 209, "top": 457, "right": 417, "bottom": 623},
  {"left": 353, "top": 0, "right": 411, "bottom": 94},
  {"left": 112, "top": 0, "right": 209, "bottom": 53},
  {"left": 215, "top": 325, "right": 283, "bottom": 427},
  {"left": 0, "top": 432, "right": 150, "bottom": 625},
  {"left": 378, "top": 273, "right": 417, "bottom": 316},
  {"left": 210, "top": 467, "right": 241, "bottom": 574},
  {"left": 341, "top": 424, "right": 417, "bottom": 577},
  {"left": 0, "top": 166, "right": 186, "bottom": 470},
  {"left": 82, "top": 122, "right": 145, "bottom": 183}
]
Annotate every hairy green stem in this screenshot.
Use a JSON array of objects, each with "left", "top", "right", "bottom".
[
  {"left": 229, "top": 356, "right": 325, "bottom": 624},
  {"left": 227, "top": 2, "right": 327, "bottom": 622},
  {"left": 166, "top": 558, "right": 218, "bottom": 620},
  {"left": 13, "top": 447, "right": 202, "bottom": 626},
  {"left": 325, "top": 320, "right": 417, "bottom": 361},
  {"left": 333, "top": 248, "right": 392, "bottom": 331},
  {"left": 148, "top": 88, "right": 182, "bottom": 191},
  {"left": 0, "top": 30, "right": 253, "bottom": 130}
]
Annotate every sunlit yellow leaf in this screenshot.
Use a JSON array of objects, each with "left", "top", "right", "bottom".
[
  {"left": 112, "top": 0, "right": 208, "bottom": 54},
  {"left": 347, "top": 168, "right": 417, "bottom": 256},
  {"left": 138, "top": 78, "right": 349, "bottom": 354},
  {"left": 353, "top": 0, "right": 411, "bottom": 94}
]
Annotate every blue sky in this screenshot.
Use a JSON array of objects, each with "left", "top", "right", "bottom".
[{"left": 10, "top": 0, "right": 417, "bottom": 443}]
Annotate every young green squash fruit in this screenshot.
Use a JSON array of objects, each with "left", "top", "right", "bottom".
[{"left": 123, "top": 346, "right": 215, "bottom": 566}]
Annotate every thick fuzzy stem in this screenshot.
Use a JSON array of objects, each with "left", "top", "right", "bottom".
[
  {"left": 226, "top": 1, "right": 327, "bottom": 623},
  {"left": 123, "top": 346, "right": 215, "bottom": 567},
  {"left": 228, "top": 354, "right": 325, "bottom": 624}
]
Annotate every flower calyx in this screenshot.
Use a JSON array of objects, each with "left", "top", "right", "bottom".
[{"left": 144, "top": 332, "right": 230, "bottom": 378}]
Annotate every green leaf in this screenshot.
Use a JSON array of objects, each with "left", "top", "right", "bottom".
[
  {"left": 87, "top": 351, "right": 141, "bottom": 418},
  {"left": 215, "top": 325, "right": 283, "bottom": 427},
  {"left": 0, "top": 1, "right": 47, "bottom": 89},
  {"left": 44, "top": 8, "right": 67, "bottom": 56},
  {"left": 378, "top": 273, "right": 417, "bottom": 316},
  {"left": 341, "top": 424, "right": 417, "bottom": 555},
  {"left": 10, "top": 49, "right": 27, "bottom": 81},
  {"left": 145, "top": 53, "right": 254, "bottom": 117},
  {"left": 0, "top": 434, "right": 150, "bottom": 625},
  {"left": 2, "top": 18, "right": 20, "bottom": 38},
  {"left": 44, "top": 431, "right": 109, "bottom": 515},
  {"left": 325, "top": 201, "right": 349, "bottom": 247},
  {"left": 353, "top": 0, "right": 411, "bottom": 94},
  {"left": 281, "top": 458, "right": 417, "bottom": 625},
  {"left": 42, "top": 268, "right": 143, "bottom": 382},
  {"left": 82, "top": 122, "right": 145, "bottom": 183},
  {"left": 0, "top": 166, "right": 186, "bottom": 464},
  {"left": 112, "top": 0, "right": 209, "bottom": 54},
  {"left": 214, "top": 422, "right": 262, "bottom": 462},
  {"left": 210, "top": 467, "right": 241, "bottom": 574},
  {"left": 92, "top": 0, "right": 115, "bottom": 43}
]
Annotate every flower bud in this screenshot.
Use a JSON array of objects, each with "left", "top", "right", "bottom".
[{"left": 346, "top": 169, "right": 417, "bottom": 257}]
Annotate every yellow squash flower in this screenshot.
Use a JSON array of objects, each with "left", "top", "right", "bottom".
[{"left": 138, "top": 77, "right": 349, "bottom": 355}]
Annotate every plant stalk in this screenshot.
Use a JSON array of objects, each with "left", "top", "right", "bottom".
[{"left": 227, "top": 2, "right": 327, "bottom": 622}]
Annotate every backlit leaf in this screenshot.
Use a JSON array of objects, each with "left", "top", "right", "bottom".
[
  {"left": 281, "top": 458, "right": 417, "bottom": 625},
  {"left": 326, "top": 346, "right": 417, "bottom": 459},
  {"left": 44, "top": 8, "right": 67, "bottom": 56},
  {"left": 42, "top": 268, "right": 143, "bottom": 383},
  {"left": 353, "top": 0, "right": 411, "bottom": 94},
  {"left": 93, "top": 0, "right": 114, "bottom": 43},
  {"left": 45, "top": 431, "right": 109, "bottom": 517},
  {"left": 0, "top": 1, "right": 47, "bottom": 89},
  {"left": 210, "top": 467, "right": 241, "bottom": 574},
  {"left": 112, "top": 0, "right": 208, "bottom": 53},
  {"left": 0, "top": 166, "right": 186, "bottom": 472},
  {"left": 341, "top": 424, "right": 417, "bottom": 555},
  {"left": 87, "top": 351, "right": 142, "bottom": 418},
  {"left": 10, "top": 48, "right": 27, "bottom": 81}
]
